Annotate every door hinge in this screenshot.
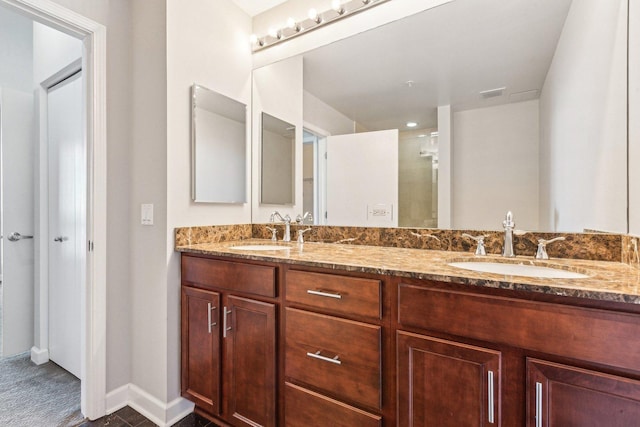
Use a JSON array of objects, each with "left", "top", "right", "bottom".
[
  {"left": 324, "top": 151, "right": 327, "bottom": 159},
  {"left": 88, "top": 240, "right": 94, "bottom": 252},
  {"left": 325, "top": 211, "right": 328, "bottom": 219}
]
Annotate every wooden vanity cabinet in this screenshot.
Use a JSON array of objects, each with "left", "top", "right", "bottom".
[
  {"left": 396, "top": 278, "right": 640, "bottom": 426},
  {"left": 527, "top": 358, "right": 640, "bottom": 427},
  {"left": 283, "top": 268, "right": 386, "bottom": 426},
  {"left": 397, "top": 331, "right": 501, "bottom": 427},
  {"left": 181, "top": 254, "right": 277, "bottom": 427}
]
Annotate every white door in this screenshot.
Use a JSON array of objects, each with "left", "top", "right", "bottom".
[
  {"left": 47, "top": 71, "right": 84, "bottom": 378},
  {"left": 325, "top": 129, "right": 399, "bottom": 227},
  {"left": 0, "top": 87, "right": 35, "bottom": 357}
]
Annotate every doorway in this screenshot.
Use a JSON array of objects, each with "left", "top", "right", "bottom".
[{"left": 0, "top": 0, "right": 106, "bottom": 420}]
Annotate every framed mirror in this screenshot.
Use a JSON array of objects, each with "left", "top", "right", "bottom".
[
  {"left": 191, "top": 84, "right": 247, "bottom": 203},
  {"left": 253, "top": 0, "right": 628, "bottom": 233},
  {"left": 261, "top": 112, "right": 295, "bottom": 205}
]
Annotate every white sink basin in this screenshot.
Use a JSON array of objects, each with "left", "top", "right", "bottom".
[
  {"left": 448, "top": 261, "right": 589, "bottom": 279},
  {"left": 230, "top": 244, "right": 290, "bottom": 251}
]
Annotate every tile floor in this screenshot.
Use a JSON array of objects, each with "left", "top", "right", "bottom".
[{"left": 76, "top": 406, "right": 213, "bottom": 427}]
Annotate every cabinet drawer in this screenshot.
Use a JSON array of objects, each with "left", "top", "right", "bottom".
[
  {"left": 182, "top": 255, "right": 276, "bottom": 297},
  {"left": 398, "top": 282, "right": 640, "bottom": 372},
  {"left": 285, "top": 382, "right": 381, "bottom": 427},
  {"left": 286, "top": 270, "right": 381, "bottom": 319},
  {"left": 285, "top": 308, "right": 381, "bottom": 409}
]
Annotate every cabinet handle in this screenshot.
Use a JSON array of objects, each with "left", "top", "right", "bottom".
[
  {"left": 306, "top": 289, "right": 342, "bottom": 299},
  {"left": 535, "top": 381, "right": 543, "bottom": 427},
  {"left": 306, "top": 350, "right": 341, "bottom": 365},
  {"left": 223, "top": 306, "right": 232, "bottom": 338},
  {"left": 488, "top": 370, "right": 495, "bottom": 423},
  {"left": 207, "top": 303, "right": 217, "bottom": 334}
]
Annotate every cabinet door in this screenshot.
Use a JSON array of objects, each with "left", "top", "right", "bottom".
[
  {"left": 223, "top": 295, "right": 277, "bottom": 427},
  {"left": 181, "top": 286, "right": 221, "bottom": 415},
  {"left": 527, "top": 358, "right": 640, "bottom": 427},
  {"left": 397, "top": 331, "right": 501, "bottom": 427}
]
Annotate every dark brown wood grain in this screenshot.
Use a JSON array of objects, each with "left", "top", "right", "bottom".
[
  {"left": 182, "top": 255, "right": 276, "bottom": 297},
  {"left": 285, "top": 269, "right": 382, "bottom": 319},
  {"left": 397, "top": 331, "right": 502, "bottom": 427},
  {"left": 284, "top": 307, "right": 382, "bottom": 409},
  {"left": 181, "top": 286, "right": 221, "bottom": 416},
  {"left": 398, "top": 281, "right": 640, "bottom": 373},
  {"left": 284, "top": 382, "right": 382, "bottom": 427},
  {"left": 527, "top": 358, "right": 640, "bottom": 426},
  {"left": 223, "top": 295, "right": 277, "bottom": 427}
]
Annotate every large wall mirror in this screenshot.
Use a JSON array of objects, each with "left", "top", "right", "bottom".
[
  {"left": 253, "top": 0, "right": 629, "bottom": 233},
  {"left": 191, "top": 84, "right": 247, "bottom": 203},
  {"left": 261, "top": 112, "right": 295, "bottom": 205}
]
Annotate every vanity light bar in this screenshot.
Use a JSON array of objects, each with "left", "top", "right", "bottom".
[{"left": 251, "top": 0, "right": 391, "bottom": 52}]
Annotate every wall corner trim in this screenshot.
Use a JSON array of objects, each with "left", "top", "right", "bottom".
[{"left": 106, "top": 384, "right": 194, "bottom": 427}]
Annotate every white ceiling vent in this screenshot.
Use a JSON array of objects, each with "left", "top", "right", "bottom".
[{"left": 479, "top": 87, "right": 506, "bottom": 99}]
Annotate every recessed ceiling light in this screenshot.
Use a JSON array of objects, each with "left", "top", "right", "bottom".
[
  {"left": 418, "top": 134, "right": 427, "bottom": 138},
  {"left": 406, "top": 121, "right": 418, "bottom": 128}
]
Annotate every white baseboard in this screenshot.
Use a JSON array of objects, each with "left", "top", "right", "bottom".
[
  {"left": 30, "top": 346, "right": 49, "bottom": 365},
  {"left": 105, "top": 383, "right": 194, "bottom": 427}
]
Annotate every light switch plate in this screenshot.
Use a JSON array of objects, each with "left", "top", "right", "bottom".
[{"left": 141, "top": 203, "right": 153, "bottom": 225}]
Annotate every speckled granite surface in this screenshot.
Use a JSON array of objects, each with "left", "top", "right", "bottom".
[
  {"left": 250, "top": 224, "right": 623, "bottom": 261},
  {"left": 176, "top": 239, "right": 640, "bottom": 305}
]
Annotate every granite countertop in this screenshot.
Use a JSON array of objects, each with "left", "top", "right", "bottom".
[{"left": 176, "top": 239, "right": 640, "bottom": 305}]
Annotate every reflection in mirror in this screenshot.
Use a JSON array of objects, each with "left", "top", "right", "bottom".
[
  {"left": 191, "top": 84, "right": 246, "bottom": 203},
  {"left": 261, "top": 112, "right": 295, "bottom": 205},
  {"left": 289, "top": 0, "right": 628, "bottom": 232}
]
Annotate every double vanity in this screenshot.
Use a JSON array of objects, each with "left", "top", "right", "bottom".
[{"left": 177, "top": 230, "right": 640, "bottom": 426}]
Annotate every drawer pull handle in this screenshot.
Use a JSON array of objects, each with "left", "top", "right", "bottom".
[
  {"left": 535, "top": 381, "right": 543, "bottom": 427},
  {"left": 223, "top": 306, "right": 232, "bottom": 338},
  {"left": 207, "top": 303, "right": 217, "bottom": 333},
  {"left": 307, "top": 289, "right": 342, "bottom": 299},
  {"left": 488, "top": 370, "right": 495, "bottom": 423},
  {"left": 306, "top": 350, "right": 342, "bottom": 365}
]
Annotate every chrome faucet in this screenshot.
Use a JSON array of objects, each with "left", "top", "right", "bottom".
[
  {"left": 502, "top": 211, "right": 516, "bottom": 257},
  {"left": 270, "top": 211, "right": 292, "bottom": 242},
  {"left": 296, "top": 211, "right": 313, "bottom": 224},
  {"left": 535, "top": 236, "right": 565, "bottom": 260},
  {"left": 462, "top": 233, "right": 487, "bottom": 256}
]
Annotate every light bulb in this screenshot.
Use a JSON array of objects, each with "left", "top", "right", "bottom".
[
  {"left": 249, "top": 34, "right": 258, "bottom": 44},
  {"left": 287, "top": 17, "right": 300, "bottom": 31},
  {"left": 332, "top": 0, "right": 345, "bottom": 14},
  {"left": 268, "top": 28, "right": 280, "bottom": 39},
  {"left": 308, "top": 8, "right": 321, "bottom": 23},
  {"left": 406, "top": 122, "right": 418, "bottom": 128}
]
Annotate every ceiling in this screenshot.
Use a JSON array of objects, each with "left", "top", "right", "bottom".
[
  {"left": 232, "top": 0, "right": 288, "bottom": 17},
  {"left": 302, "top": 0, "right": 573, "bottom": 131}
]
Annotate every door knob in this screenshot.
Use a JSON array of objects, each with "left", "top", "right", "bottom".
[
  {"left": 8, "top": 232, "right": 34, "bottom": 242},
  {"left": 53, "top": 236, "right": 69, "bottom": 242}
]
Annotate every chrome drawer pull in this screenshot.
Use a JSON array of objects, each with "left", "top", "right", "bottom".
[
  {"left": 306, "top": 350, "right": 342, "bottom": 365},
  {"left": 223, "top": 307, "right": 232, "bottom": 338},
  {"left": 306, "top": 289, "right": 342, "bottom": 299},
  {"left": 207, "top": 303, "right": 217, "bottom": 334},
  {"left": 535, "top": 382, "right": 543, "bottom": 427},
  {"left": 488, "top": 370, "right": 495, "bottom": 423}
]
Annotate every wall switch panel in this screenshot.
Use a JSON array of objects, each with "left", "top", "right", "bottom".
[
  {"left": 141, "top": 203, "right": 154, "bottom": 225},
  {"left": 367, "top": 203, "right": 393, "bottom": 221}
]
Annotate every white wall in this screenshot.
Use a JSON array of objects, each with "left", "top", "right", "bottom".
[
  {"left": 166, "top": 0, "right": 252, "bottom": 408},
  {"left": 452, "top": 100, "right": 540, "bottom": 231},
  {"left": 252, "top": 55, "right": 304, "bottom": 223},
  {"left": 539, "top": 0, "right": 627, "bottom": 233},
  {"left": 303, "top": 90, "right": 354, "bottom": 135},
  {"left": 325, "top": 129, "right": 398, "bottom": 227},
  {"left": 0, "top": 7, "right": 32, "bottom": 92},
  {"left": 630, "top": 0, "right": 640, "bottom": 236},
  {"left": 33, "top": 23, "right": 82, "bottom": 84}
]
